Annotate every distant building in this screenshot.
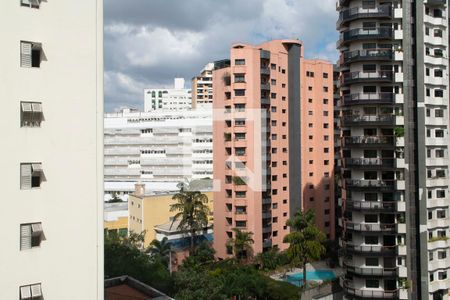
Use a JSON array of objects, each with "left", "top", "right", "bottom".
[
  {"left": 104, "top": 202, "right": 129, "bottom": 237},
  {"left": 105, "top": 276, "right": 173, "bottom": 300},
  {"left": 192, "top": 63, "right": 214, "bottom": 109},
  {"left": 144, "top": 78, "right": 192, "bottom": 111},
  {"left": 213, "top": 40, "right": 335, "bottom": 259},
  {"left": 128, "top": 183, "right": 214, "bottom": 247},
  {"left": 104, "top": 108, "right": 213, "bottom": 197}
]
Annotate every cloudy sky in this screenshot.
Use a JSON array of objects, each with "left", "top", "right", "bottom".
[{"left": 104, "top": 0, "right": 339, "bottom": 112}]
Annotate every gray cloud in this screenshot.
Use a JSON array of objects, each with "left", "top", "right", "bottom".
[{"left": 104, "top": 0, "right": 339, "bottom": 112}]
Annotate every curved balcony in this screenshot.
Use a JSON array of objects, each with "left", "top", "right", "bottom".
[
  {"left": 342, "top": 157, "right": 395, "bottom": 169},
  {"left": 343, "top": 262, "right": 398, "bottom": 277},
  {"left": 341, "top": 71, "right": 393, "bottom": 86},
  {"left": 342, "top": 242, "right": 397, "bottom": 256},
  {"left": 341, "top": 115, "right": 394, "bottom": 127},
  {"left": 341, "top": 93, "right": 394, "bottom": 106},
  {"left": 337, "top": 27, "right": 393, "bottom": 48},
  {"left": 344, "top": 220, "right": 397, "bottom": 232},
  {"left": 342, "top": 136, "right": 395, "bottom": 148},
  {"left": 342, "top": 280, "right": 399, "bottom": 299},
  {"left": 341, "top": 49, "right": 393, "bottom": 65},
  {"left": 344, "top": 179, "right": 395, "bottom": 191},
  {"left": 337, "top": 5, "right": 392, "bottom": 28},
  {"left": 344, "top": 199, "right": 397, "bottom": 212}
]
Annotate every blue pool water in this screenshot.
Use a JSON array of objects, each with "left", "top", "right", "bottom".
[{"left": 285, "top": 270, "right": 336, "bottom": 286}]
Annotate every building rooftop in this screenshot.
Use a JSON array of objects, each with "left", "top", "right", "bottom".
[{"left": 105, "top": 276, "right": 173, "bottom": 300}]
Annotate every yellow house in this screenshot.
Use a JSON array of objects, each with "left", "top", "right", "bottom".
[
  {"left": 104, "top": 202, "right": 128, "bottom": 237},
  {"left": 128, "top": 183, "right": 213, "bottom": 247}
]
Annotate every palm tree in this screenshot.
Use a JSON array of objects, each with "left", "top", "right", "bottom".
[
  {"left": 147, "top": 237, "right": 173, "bottom": 264},
  {"left": 170, "top": 182, "right": 210, "bottom": 252},
  {"left": 227, "top": 228, "right": 254, "bottom": 262},
  {"left": 283, "top": 209, "right": 326, "bottom": 287}
]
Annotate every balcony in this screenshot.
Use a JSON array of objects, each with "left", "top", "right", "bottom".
[
  {"left": 260, "top": 67, "right": 270, "bottom": 75},
  {"left": 345, "top": 199, "right": 397, "bottom": 212},
  {"left": 337, "top": 5, "right": 392, "bottom": 28},
  {"left": 344, "top": 220, "right": 396, "bottom": 233},
  {"left": 342, "top": 279, "right": 399, "bottom": 299},
  {"left": 342, "top": 158, "right": 395, "bottom": 169},
  {"left": 341, "top": 49, "right": 393, "bottom": 65},
  {"left": 341, "top": 71, "right": 393, "bottom": 85},
  {"left": 340, "top": 93, "right": 394, "bottom": 106},
  {"left": 261, "top": 83, "right": 270, "bottom": 90},
  {"left": 342, "top": 242, "right": 397, "bottom": 256},
  {"left": 342, "top": 136, "right": 395, "bottom": 148},
  {"left": 341, "top": 115, "right": 394, "bottom": 127},
  {"left": 337, "top": 27, "right": 393, "bottom": 48},
  {"left": 344, "top": 179, "right": 395, "bottom": 191}
]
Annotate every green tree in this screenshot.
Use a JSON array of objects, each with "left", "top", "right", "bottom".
[
  {"left": 283, "top": 209, "right": 326, "bottom": 286},
  {"left": 170, "top": 182, "right": 210, "bottom": 251},
  {"left": 181, "top": 241, "right": 216, "bottom": 270},
  {"left": 147, "top": 237, "right": 173, "bottom": 265},
  {"left": 104, "top": 231, "right": 173, "bottom": 294},
  {"left": 226, "top": 228, "right": 254, "bottom": 262}
]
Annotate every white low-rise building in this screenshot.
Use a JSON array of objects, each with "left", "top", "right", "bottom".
[
  {"left": 144, "top": 78, "right": 192, "bottom": 111},
  {"left": 104, "top": 108, "right": 212, "bottom": 196}
]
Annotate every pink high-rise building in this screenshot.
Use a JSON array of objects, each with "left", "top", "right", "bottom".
[{"left": 213, "top": 40, "right": 334, "bottom": 258}]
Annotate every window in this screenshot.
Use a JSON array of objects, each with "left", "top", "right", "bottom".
[
  {"left": 366, "top": 279, "right": 379, "bottom": 288},
  {"left": 20, "top": 102, "right": 43, "bottom": 127},
  {"left": 20, "top": 283, "right": 42, "bottom": 300},
  {"left": 365, "top": 214, "right": 378, "bottom": 223},
  {"left": 437, "top": 210, "right": 446, "bottom": 218},
  {"left": 234, "top": 74, "right": 245, "bottom": 83},
  {"left": 21, "top": 41, "right": 42, "bottom": 68},
  {"left": 362, "top": 0, "right": 376, "bottom": 9},
  {"left": 434, "top": 69, "right": 443, "bottom": 78},
  {"left": 365, "top": 236, "right": 378, "bottom": 244},
  {"left": 271, "top": 63, "right": 276, "bottom": 70},
  {"left": 323, "top": 73, "right": 329, "bottom": 78},
  {"left": 21, "top": 163, "right": 44, "bottom": 189},
  {"left": 271, "top": 79, "right": 276, "bottom": 85},
  {"left": 438, "top": 251, "right": 447, "bottom": 259},
  {"left": 323, "top": 87, "right": 329, "bottom": 92},
  {"left": 363, "top": 86, "right": 377, "bottom": 93},
  {"left": 20, "top": 223, "right": 44, "bottom": 250},
  {"left": 235, "top": 89, "right": 245, "bottom": 96},
  {"left": 235, "top": 221, "right": 247, "bottom": 228},
  {"left": 363, "top": 64, "right": 377, "bottom": 73},
  {"left": 271, "top": 93, "right": 277, "bottom": 99},
  {"left": 435, "top": 130, "right": 444, "bottom": 138},
  {"left": 365, "top": 258, "right": 379, "bottom": 266},
  {"left": 438, "top": 271, "right": 447, "bottom": 280},
  {"left": 235, "top": 59, "right": 245, "bottom": 65}
]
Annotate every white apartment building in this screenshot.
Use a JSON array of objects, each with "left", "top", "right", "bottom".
[
  {"left": 192, "top": 63, "right": 214, "bottom": 109},
  {"left": 0, "top": 1, "right": 103, "bottom": 299},
  {"left": 104, "top": 108, "right": 212, "bottom": 196},
  {"left": 144, "top": 78, "right": 192, "bottom": 112}
]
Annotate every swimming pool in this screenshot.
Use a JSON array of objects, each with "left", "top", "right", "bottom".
[{"left": 285, "top": 270, "right": 336, "bottom": 286}]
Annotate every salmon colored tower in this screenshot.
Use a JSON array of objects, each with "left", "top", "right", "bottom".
[{"left": 213, "top": 40, "right": 334, "bottom": 259}]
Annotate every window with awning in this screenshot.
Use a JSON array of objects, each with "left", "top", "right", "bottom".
[{"left": 21, "top": 101, "right": 43, "bottom": 127}]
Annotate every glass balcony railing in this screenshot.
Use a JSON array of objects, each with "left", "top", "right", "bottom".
[
  {"left": 341, "top": 114, "right": 394, "bottom": 126},
  {"left": 344, "top": 199, "right": 397, "bottom": 211},
  {"left": 342, "top": 279, "right": 399, "bottom": 299},
  {"left": 342, "top": 135, "right": 395, "bottom": 147},
  {"left": 341, "top": 71, "right": 393, "bottom": 85},
  {"left": 342, "top": 242, "right": 397, "bottom": 255},
  {"left": 344, "top": 220, "right": 397, "bottom": 232},
  {"left": 337, "top": 5, "right": 392, "bottom": 27},
  {"left": 338, "top": 27, "right": 393, "bottom": 47},
  {"left": 343, "top": 262, "right": 398, "bottom": 276},
  {"left": 341, "top": 49, "right": 393, "bottom": 65},
  {"left": 341, "top": 93, "right": 394, "bottom": 106}
]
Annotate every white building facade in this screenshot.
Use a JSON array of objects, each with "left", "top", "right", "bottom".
[
  {"left": 0, "top": 0, "right": 103, "bottom": 299},
  {"left": 104, "top": 109, "right": 212, "bottom": 195},
  {"left": 144, "top": 78, "right": 192, "bottom": 112}
]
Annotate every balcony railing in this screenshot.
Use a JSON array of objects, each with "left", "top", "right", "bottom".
[
  {"left": 344, "top": 220, "right": 397, "bottom": 232},
  {"left": 338, "top": 27, "right": 393, "bottom": 47},
  {"left": 342, "top": 279, "right": 399, "bottom": 299},
  {"left": 337, "top": 5, "right": 392, "bottom": 28},
  {"left": 341, "top": 49, "right": 393, "bottom": 65},
  {"left": 343, "top": 262, "right": 398, "bottom": 276},
  {"left": 342, "top": 157, "right": 395, "bottom": 168},
  {"left": 345, "top": 199, "right": 397, "bottom": 211},
  {"left": 344, "top": 179, "right": 395, "bottom": 191},
  {"left": 341, "top": 115, "right": 394, "bottom": 126},
  {"left": 342, "top": 136, "right": 395, "bottom": 147},
  {"left": 341, "top": 93, "right": 394, "bottom": 106},
  {"left": 341, "top": 71, "right": 393, "bottom": 85},
  {"left": 343, "top": 242, "right": 397, "bottom": 255}
]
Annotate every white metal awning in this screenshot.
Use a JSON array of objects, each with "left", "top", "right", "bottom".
[
  {"left": 20, "top": 286, "right": 31, "bottom": 300},
  {"left": 31, "top": 103, "right": 42, "bottom": 113},
  {"left": 21, "top": 102, "right": 32, "bottom": 112},
  {"left": 31, "top": 223, "right": 43, "bottom": 235},
  {"left": 31, "top": 284, "right": 42, "bottom": 297},
  {"left": 31, "top": 163, "right": 42, "bottom": 173}
]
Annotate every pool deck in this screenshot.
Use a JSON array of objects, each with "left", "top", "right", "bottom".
[{"left": 270, "top": 261, "right": 344, "bottom": 282}]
